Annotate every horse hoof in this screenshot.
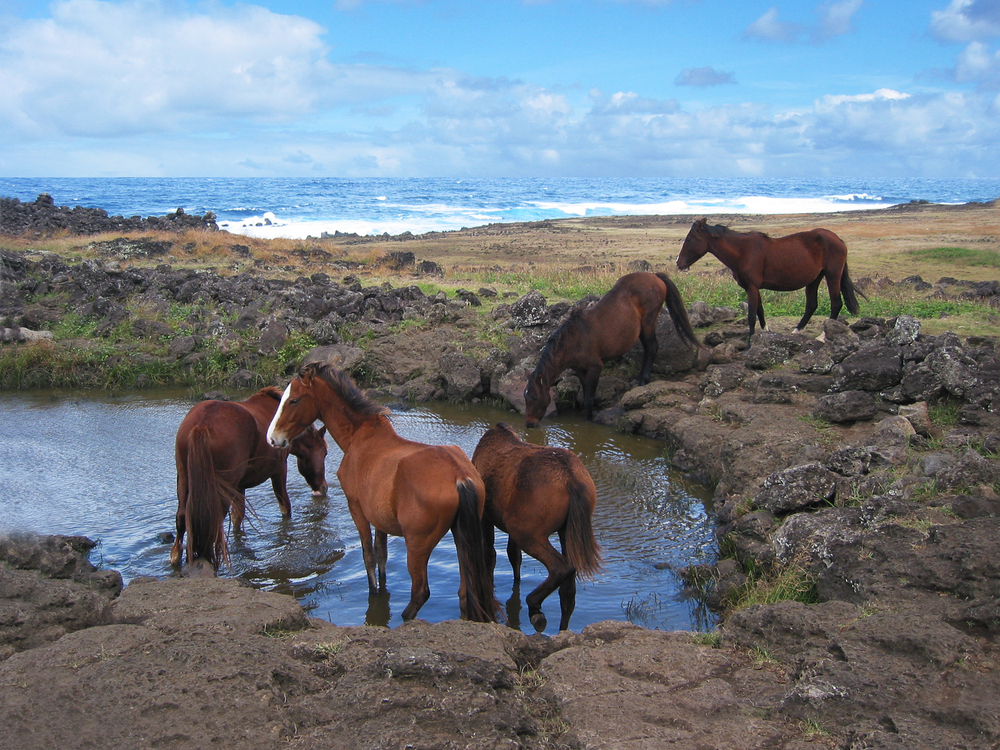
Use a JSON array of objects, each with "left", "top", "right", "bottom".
[{"left": 529, "top": 611, "right": 547, "bottom": 631}]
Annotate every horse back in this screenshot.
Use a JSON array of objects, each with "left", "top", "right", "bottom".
[
  {"left": 175, "top": 400, "right": 275, "bottom": 487},
  {"left": 582, "top": 272, "right": 666, "bottom": 359}
]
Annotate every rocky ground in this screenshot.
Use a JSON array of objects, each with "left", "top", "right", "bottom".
[{"left": 1, "top": 197, "right": 999, "bottom": 749}]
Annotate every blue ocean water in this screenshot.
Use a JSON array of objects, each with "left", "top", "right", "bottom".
[{"left": 2, "top": 177, "right": 998, "bottom": 240}]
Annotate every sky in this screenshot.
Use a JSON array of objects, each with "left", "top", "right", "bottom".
[{"left": 1, "top": 0, "right": 999, "bottom": 179}]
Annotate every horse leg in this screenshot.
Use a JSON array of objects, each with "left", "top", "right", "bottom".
[
  {"left": 270, "top": 465, "right": 292, "bottom": 517},
  {"left": 827, "top": 273, "right": 844, "bottom": 321},
  {"left": 507, "top": 537, "right": 522, "bottom": 583},
  {"left": 581, "top": 367, "right": 602, "bottom": 421},
  {"left": 637, "top": 325, "right": 659, "bottom": 385},
  {"left": 230, "top": 491, "right": 246, "bottom": 534},
  {"left": 556, "top": 530, "right": 578, "bottom": 631},
  {"left": 519, "top": 535, "right": 575, "bottom": 632},
  {"left": 793, "top": 277, "right": 823, "bottom": 333},
  {"left": 375, "top": 530, "right": 388, "bottom": 589},
  {"left": 401, "top": 540, "right": 433, "bottom": 621},
  {"left": 745, "top": 286, "right": 761, "bottom": 341},
  {"left": 347, "top": 499, "right": 379, "bottom": 592},
  {"left": 171, "top": 473, "right": 187, "bottom": 565}
]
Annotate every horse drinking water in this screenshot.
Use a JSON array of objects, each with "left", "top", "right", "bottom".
[
  {"left": 677, "top": 218, "right": 865, "bottom": 342},
  {"left": 267, "top": 362, "right": 500, "bottom": 623},
  {"left": 524, "top": 271, "right": 700, "bottom": 427},
  {"left": 472, "top": 423, "right": 602, "bottom": 632},
  {"left": 171, "top": 387, "right": 329, "bottom": 569}
]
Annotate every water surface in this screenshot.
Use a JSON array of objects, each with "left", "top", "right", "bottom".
[{"left": 0, "top": 390, "right": 717, "bottom": 633}]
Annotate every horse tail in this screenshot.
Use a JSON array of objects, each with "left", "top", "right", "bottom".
[
  {"left": 563, "top": 475, "right": 603, "bottom": 580},
  {"left": 656, "top": 272, "right": 701, "bottom": 348},
  {"left": 840, "top": 263, "right": 867, "bottom": 315},
  {"left": 452, "top": 478, "right": 501, "bottom": 623},
  {"left": 185, "top": 426, "right": 228, "bottom": 568}
]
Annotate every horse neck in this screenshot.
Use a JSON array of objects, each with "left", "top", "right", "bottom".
[
  {"left": 704, "top": 231, "right": 745, "bottom": 268},
  {"left": 534, "top": 332, "right": 574, "bottom": 387},
  {"left": 314, "top": 393, "right": 388, "bottom": 454}
]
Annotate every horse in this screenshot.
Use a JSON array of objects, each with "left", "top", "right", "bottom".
[
  {"left": 472, "top": 423, "right": 602, "bottom": 632},
  {"left": 266, "top": 362, "right": 500, "bottom": 623},
  {"left": 170, "top": 387, "right": 329, "bottom": 570},
  {"left": 676, "top": 218, "right": 865, "bottom": 342},
  {"left": 524, "top": 271, "right": 700, "bottom": 427}
]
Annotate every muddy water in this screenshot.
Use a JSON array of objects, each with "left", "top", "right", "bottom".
[{"left": 0, "top": 390, "right": 717, "bottom": 634}]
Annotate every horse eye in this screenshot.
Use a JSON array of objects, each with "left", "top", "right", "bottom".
[{"left": 289, "top": 398, "right": 300, "bottom": 405}]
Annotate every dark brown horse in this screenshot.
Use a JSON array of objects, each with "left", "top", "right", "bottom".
[
  {"left": 524, "top": 271, "right": 700, "bottom": 427},
  {"left": 677, "top": 218, "right": 865, "bottom": 341},
  {"left": 171, "top": 387, "right": 329, "bottom": 569},
  {"left": 266, "top": 362, "right": 500, "bottom": 623},
  {"left": 472, "top": 423, "right": 602, "bottom": 632}
]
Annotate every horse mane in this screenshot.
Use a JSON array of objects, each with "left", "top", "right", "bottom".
[
  {"left": 702, "top": 222, "right": 770, "bottom": 240},
  {"left": 302, "top": 362, "right": 389, "bottom": 418},
  {"left": 258, "top": 386, "right": 284, "bottom": 401},
  {"left": 534, "top": 307, "right": 586, "bottom": 379}
]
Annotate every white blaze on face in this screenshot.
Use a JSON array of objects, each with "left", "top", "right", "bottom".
[{"left": 266, "top": 384, "right": 292, "bottom": 447}]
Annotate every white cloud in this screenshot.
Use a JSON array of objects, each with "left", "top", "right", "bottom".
[
  {"left": 954, "top": 40, "right": 1000, "bottom": 88},
  {"left": 675, "top": 66, "right": 737, "bottom": 87},
  {"left": 744, "top": 7, "right": 803, "bottom": 42},
  {"left": 931, "top": 0, "right": 1000, "bottom": 43},
  {"left": 815, "top": 0, "right": 863, "bottom": 41}
]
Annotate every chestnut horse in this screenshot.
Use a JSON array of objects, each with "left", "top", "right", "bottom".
[
  {"left": 266, "top": 362, "right": 500, "bottom": 623},
  {"left": 472, "top": 423, "right": 602, "bottom": 632},
  {"left": 171, "top": 387, "right": 329, "bottom": 569},
  {"left": 524, "top": 271, "right": 700, "bottom": 427},
  {"left": 677, "top": 218, "right": 865, "bottom": 341}
]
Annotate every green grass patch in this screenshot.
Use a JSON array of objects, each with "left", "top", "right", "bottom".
[
  {"left": 908, "top": 246, "right": 1000, "bottom": 268},
  {"left": 727, "top": 563, "right": 819, "bottom": 612}
]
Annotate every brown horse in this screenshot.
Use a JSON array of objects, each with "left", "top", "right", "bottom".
[
  {"left": 524, "top": 271, "right": 700, "bottom": 427},
  {"left": 472, "top": 423, "right": 602, "bottom": 632},
  {"left": 170, "top": 387, "right": 329, "bottom": 569},
  {"left": 677, "top": 218, "right": 865, "bottom": 341},
  {"left": 266, "top": 362, "right": 500, "bottom": 623}
]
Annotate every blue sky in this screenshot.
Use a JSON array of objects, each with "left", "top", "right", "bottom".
[{"left": 1, "top": 0, "right": 998, "bottom": 178}]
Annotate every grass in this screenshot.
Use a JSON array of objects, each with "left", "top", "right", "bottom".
[
  {"left": 907, "top": 246, "right": 1000, "bottom": 269},
  {"left": 726, "top": 562, "right": 819, "bottom": 612}
]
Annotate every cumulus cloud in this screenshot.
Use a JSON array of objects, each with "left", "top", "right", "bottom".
[
  {"left": 674, "top": 67, "right": 737, "bottom": 87},
  {"left": 931, "top": 0, "right": 1000, "bottom": 43},
  {"left": 953, "top": 40, "right": 1000, "bottom": 88}
]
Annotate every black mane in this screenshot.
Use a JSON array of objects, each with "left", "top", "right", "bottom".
[{"left": 300, "top": 362, "right": 388, "bottom": 418}]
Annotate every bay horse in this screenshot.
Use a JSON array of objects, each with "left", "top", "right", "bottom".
[
  {"left": 170, "top": 387, "right": 329, "bottom": 569},
  {"left": 472, "top": 423, "right": 602, "bottom": 632},
  {"left": 524, "top": 271, "right": 700, "bottom": 427},
  {"left": 677, "top": 218, "right": 865, "bottom": 341},
  {"left": 266, "top": 362, "right": 500, "bottom": 623}
]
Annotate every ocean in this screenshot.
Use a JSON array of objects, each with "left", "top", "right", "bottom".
[{"left": 2, "top": 177, "right": 998, "bottom": 240}]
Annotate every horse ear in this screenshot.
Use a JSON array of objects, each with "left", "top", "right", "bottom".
[
  {"left": 317, "top": 425, "right": 326, "bottom": 437},
  {"left": 697, "top": 217, "right": 707, "bottom": 227}
]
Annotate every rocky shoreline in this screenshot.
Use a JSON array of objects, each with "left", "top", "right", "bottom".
[{"left": 2, "top": 198, "right": 1000, "bottom": 749}]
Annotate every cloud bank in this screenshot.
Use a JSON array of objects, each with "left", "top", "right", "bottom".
[{"left": 0, "top": 0, "right": 998, "bottom": 178}]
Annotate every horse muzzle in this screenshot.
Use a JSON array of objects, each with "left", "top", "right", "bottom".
[{"left": 312, "top": 480, "right": 329, "bottom": 497}]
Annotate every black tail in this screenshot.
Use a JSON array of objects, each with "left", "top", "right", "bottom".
[
  {"left": 656, "top": 272, "right": 702, "bottom": 348},
  {"left": 840, "top": 263, "right": 866, "bottom": 315},
  {"left": 185, "top": 427, "right": 229, "bottom": 568},
  {"left": 563, "top": 476, "right": 603, "bottom": 580},
  {"left": 452, "top": 479, "right": 501, "bottom": 623}
]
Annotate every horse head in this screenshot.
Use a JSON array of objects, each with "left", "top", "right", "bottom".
[
  {"left": 523, "top": 370, "right": 551, "bottom": 429},
  {"left": 677, "top": 217, "right": 710, "bottom": 271},
  {"left": 289, "top": 424, "right": 329, "bottom": 496},
  {"left": 267, "top": 363, "right": 323, "bottom": 449}
]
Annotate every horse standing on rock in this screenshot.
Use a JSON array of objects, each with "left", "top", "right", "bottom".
[
  {"left": 676, "top": 218, "right": 865, "bottom": 342},
  {"left": 523, "top": 271, "right": 701, "bottom": 427}
]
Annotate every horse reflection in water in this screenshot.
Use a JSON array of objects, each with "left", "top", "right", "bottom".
[
  {"left": 677, "top": 218, "right": 866, "bottom": 342},
  {"left": 267, "top": 362, "right": 500, "bottom": 623},
  {"left": 171, "top": 387, "right": 329, "bottom": 570},
  {"left": 473, "top": 422, "right": 602, "bottom": 632},
  {"left": 524, "top": 271, "right": 700, "bottom": 428}
]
